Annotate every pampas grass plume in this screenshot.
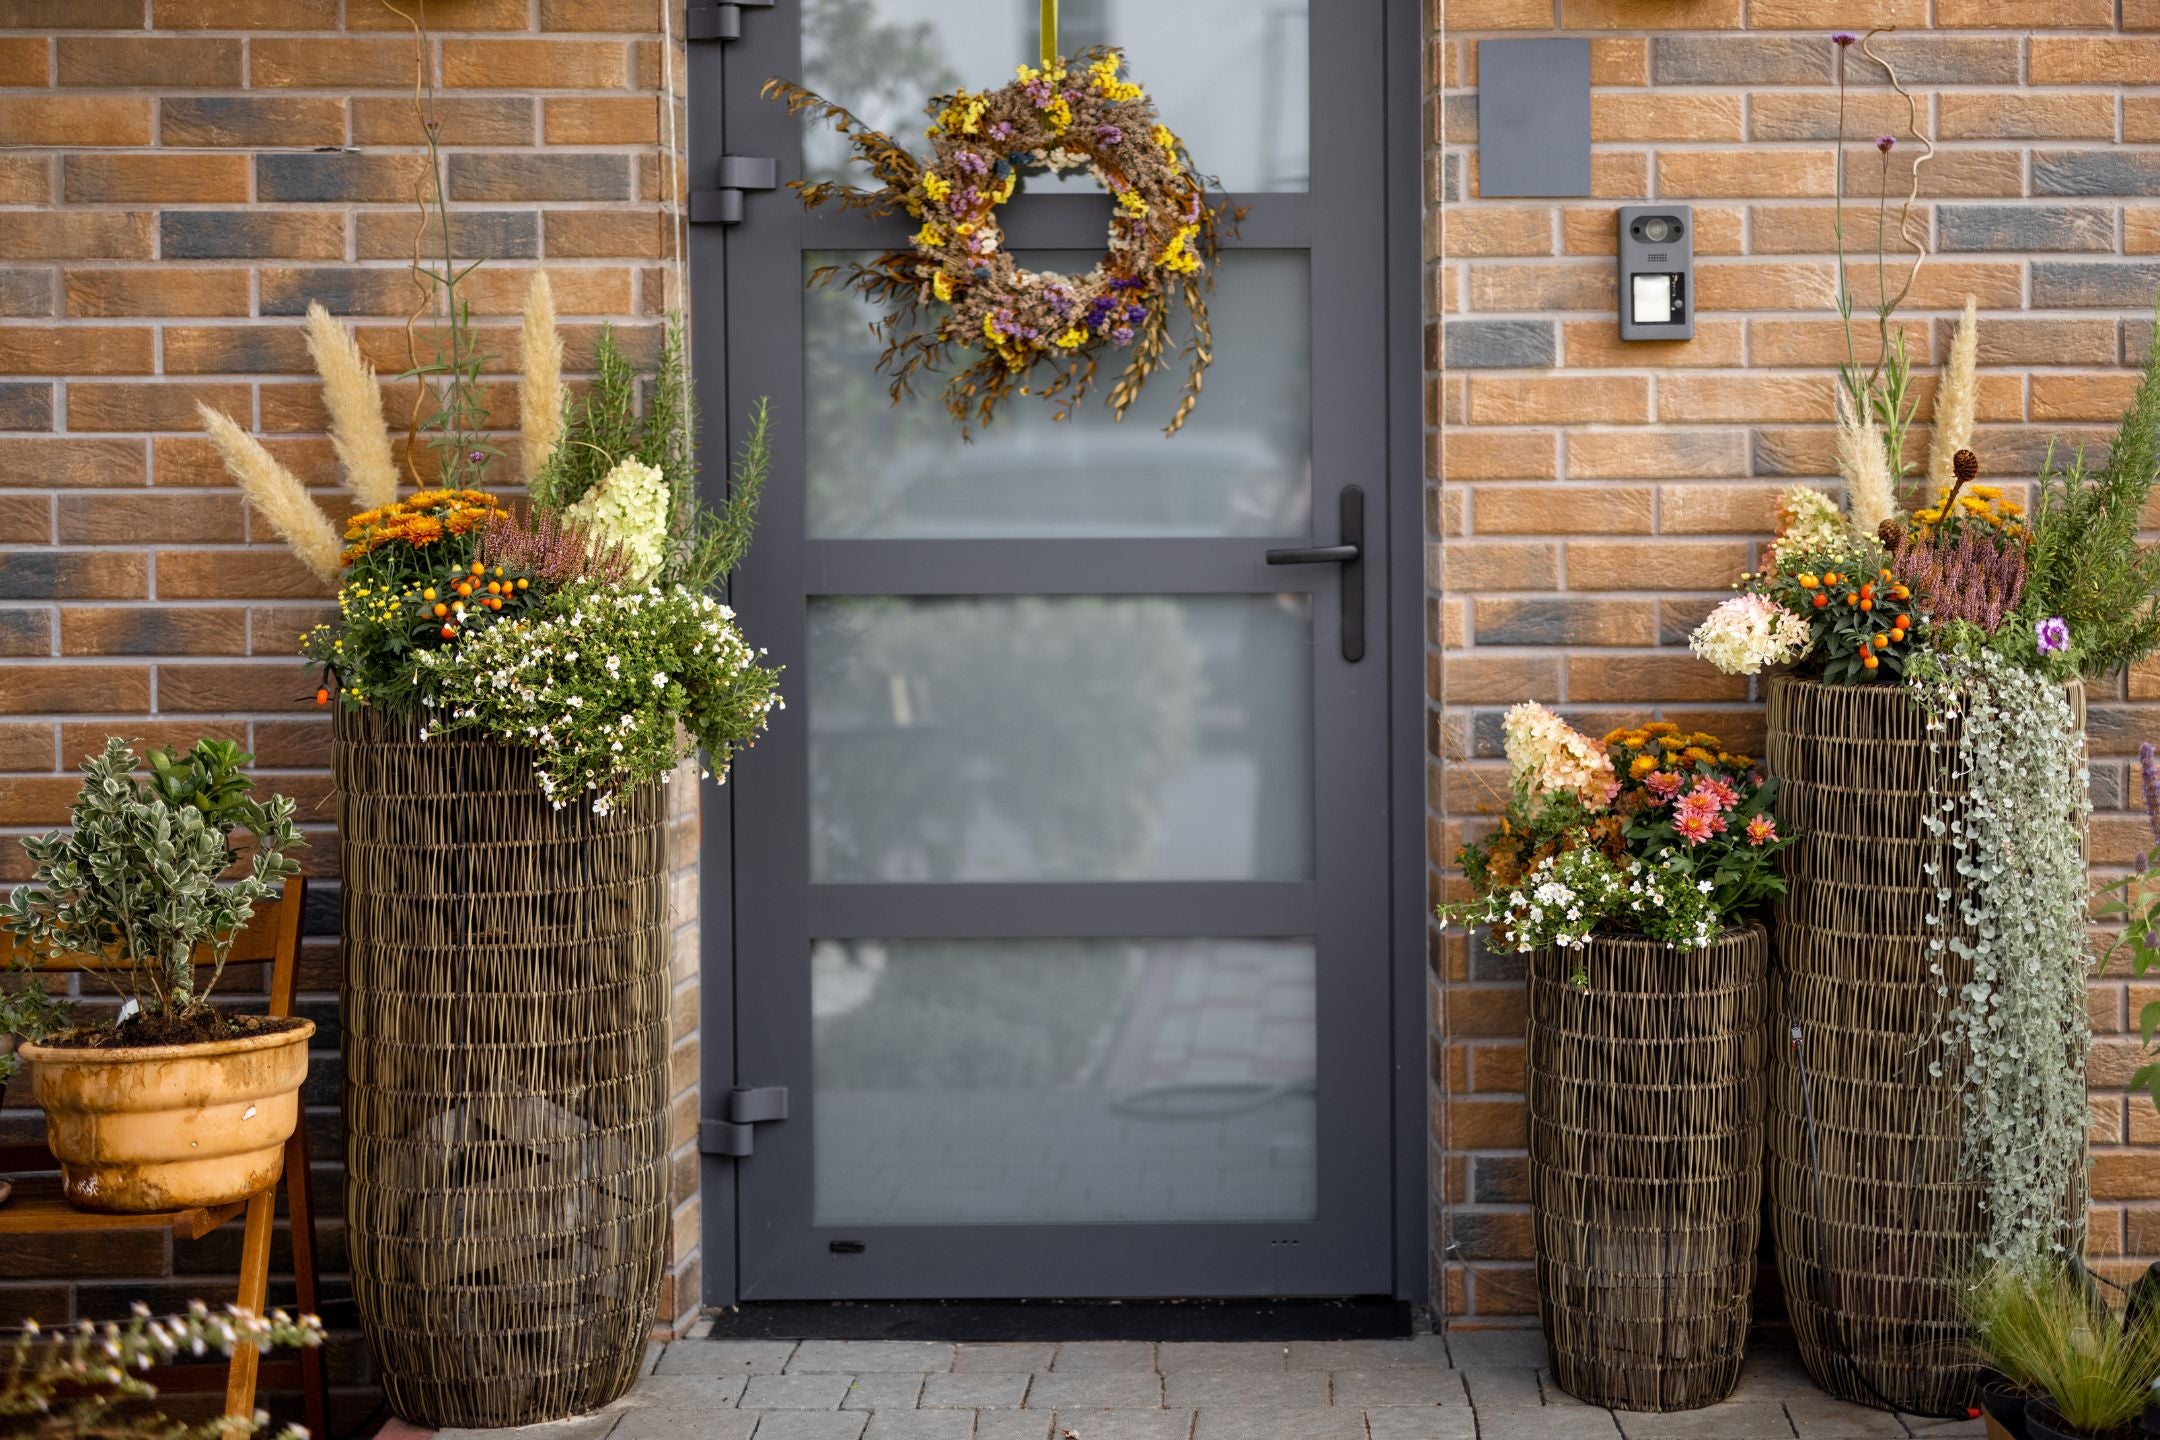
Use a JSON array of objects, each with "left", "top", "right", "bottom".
[
  {"left": 520, "top": 270, "right": 565, "bottom": 484},
  {"left": 302, "top": 302, "right": 398, "bottom": 511},
  {"left": 1927, "top": 296, "right": 1980, "bottom": 498},
  {"left": 199, "top": 403, "right": 342, "bottom": 586},
  {"left": 1837, "top": 385, "right": 1899, "bottom": 537}
]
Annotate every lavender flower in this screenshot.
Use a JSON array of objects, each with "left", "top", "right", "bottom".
[
  {"left": 2142, "top": 741, "right": 2160, "bottom": 843},
  {"left": 1832, "top": 30, "right": 1857, "bottom": 45},
  {"left": 2036, "top": 616, "right": 2069, "bottom": 655}
]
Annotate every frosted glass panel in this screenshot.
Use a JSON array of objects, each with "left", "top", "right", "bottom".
[
  {"left": 811, "top": 938, "right": 1319, "bottom": 1226},
  {"left": 805, "top": 252, "right": 1311, "bottom": 539},
  {"left": 807, "top": 595, "right": 1314, "bottom": 882},
  {"left": 800, "top": 0, "right": 1309, "bottom": 193}
]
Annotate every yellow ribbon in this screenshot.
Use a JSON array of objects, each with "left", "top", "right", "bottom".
[{"left": 1040, "top": 0, "right": 1057, "bottom": 68}]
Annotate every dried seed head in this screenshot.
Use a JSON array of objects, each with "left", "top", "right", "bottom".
[{"left": 1953, "top": 448, "right": 1979, "bottom": 484}]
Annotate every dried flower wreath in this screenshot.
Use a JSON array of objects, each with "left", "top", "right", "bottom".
[{"left": 765, "top": 48, "right": 1233, "bottom": 435}]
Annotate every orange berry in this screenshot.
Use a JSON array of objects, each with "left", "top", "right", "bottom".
[
  {"left": 456, "top": 582, "right": 473, "bottom": 598},
  {"left": 487, "top": 581, "right": 501, "bottom": 595},
  {"left": 1845, "top": 593, "right": 1858, "bottom": 606},
  {"left": 1812, "top": 592, "right": 1829, "bottom": 609},
  {"left": 1894, "top": 615, "right": 1910, "bottom": 630},
  {"left": 516, "top": 577, "right": 528, "bottom": 590},
  {"left": 1872, "top": 634, "right": 1889, "bottom": 650},
  {"left": 1863, "top": 654, "right": 1879, "bottom": 670},
  {"left": 486, "top": 596, "right": 502, "bottom": 611},
  {"left": 1891, "top": 629, "right": 1907, "bottom": 643},
  {"left": 440, "top": 624, "right": 457, "bottom": 640},
  {"left": 1860, "top": 582, "right": 1875, "bottom": 599},
  {"left": 315, "top": 687, "right": 330, "bottom": 706},
  {"left": 1891, "top": 584, "right": 1910, "bottom": 600},
  {"left": 1860, "top": 599, "right": 1873, "bottom": 612},
  {"left": 470, "top": 561, "right": 484, "bottom": 575},
  {"left": 433, "top": 603, "right": 448, "bottom": 618}
]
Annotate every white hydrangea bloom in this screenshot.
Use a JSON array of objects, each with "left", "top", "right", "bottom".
[{"left": 564, "top": 456, "right": 671, "bottom": 583}]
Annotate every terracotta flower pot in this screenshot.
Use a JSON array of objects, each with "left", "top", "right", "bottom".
[{"left": 20, "top": 1020, "right": 313, "bottom": 1213}]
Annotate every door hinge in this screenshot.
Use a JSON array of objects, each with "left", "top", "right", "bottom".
[
  {"left": 686, "top": 0, "right": 774, "bottom": 41},
  {"left": 690, "top": 156, "right": 778, "bottom": 225},
  {"left": 700, "top": 1084, "right": 789, "bottom": 1157}
]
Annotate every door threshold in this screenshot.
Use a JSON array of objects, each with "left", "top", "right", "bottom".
[{"left": 699, "top": 1299, "right": 1415, "bottom": 1343}]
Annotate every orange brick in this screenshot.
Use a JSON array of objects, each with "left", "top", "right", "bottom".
[
  {"left": 0, "top": 326, "right": 153, "bottom": 376},
  {"left": 441, "top": 39, "right": 630, "bottom": 90},
  {"left": 1567, "top": 654, "right": 1747, "bottom": 703},
  {"left": 2031, "top": 38, "right": 2160, "bottom": 85},
  {"left": 151, "top": 0, "right": 339, "bottom": 23},
  {"left": 1466, "top": 263, "right": 1614, "bottom": 312},
  {"left": 1748, "top": 317, "right": 1930, "bottom": 369},
  {"left": 1445, "top": 542, "right": 1561, "bottom": 592},
  {"left": 539, "top": 0, "right": 662, "bottom": 26},
  {"left": 1441, "top": 432, "right": 1558, "bottom": 481},
  {"left": 1659, "top": 484, "right": 1781, "bottom": 534},
  {"left": 542, "top": 209, "right": 669, "bottom": 260},
  {"left": 0, "top": 37, "right": 46, "bottom": 86},
  {"left": 0, "top": 213, "right": 152, "bottom": 262},
  {"left": 1566, "top": 430, "right": 1747, "bottom": 480},
  {"left": 345, "top": 0, "right": 529, "bottom": 25},
  {"left": 0, "top": 96, "right": 150, "bottom": 147},
  {"left": 350, "top": 96, "right": 534, "bottom": 147},
  {"left": 544, "top": 96, "right": 660, "bottom": 145},
  {"left": 0, "top": 665, "right": 150, "bottom": 716},
  {"left": 1561, "top": 205, "right": 1742, "bottom": 257},
  {"left": 1939, "top": 91, "right": 2117, "bottom": 141},
  {"left": 1444, "top": 655, "right": 1562, "bottom": 706},
  {"left": 65, "top": 269, "right": 251, "bottom": 318},
  {"left": 1448, "top": 0, "right": 1552, "bottom": 24},
  {"left": 1590, "top": 39, "right": 1648, "bottom": 85},
  {"left": 1660, "top": 374, "right": 1833, "bottom": 424},
  {"left": 1560, "top": 0, "right": 1738, "bottom": 24},
  {"left": 1567, "top": 540, "right": 1751, "bottom": 591},
  {"left": 1591, "top": 94, "right": 1743, "bottom": 143},
  {"left": 1474, "top": 485, "right": 1653, "bottom": 534},
  {"left": 0, "top": 437, "right": 145, "bottom": 489},
  {"left": 249, "top": 38, "right": 415, "bottom": 89},
  {"left": 1560, "top": 318, "right": 1744, "bottom": 368},
  {"left": 2034, "top": 374, "right": 2143, "bottom": 424},
  {"left": 1466, "top": 375, "right": 1649, "bottom": 426},
  {"left": 56, "top": 37, "right": 241, "bottom": 88},
  {"left": 58, "top": 494, "right": 243, "bottom": 546},
  {"left": 1442, "top": 209, "right": 1553, "bottom": 259},
  {"left": 61, "top": 154, "right": 250, "bottom": 205},
  {"left": 0, "top": 156, "right": 49, "bottom": 206},
  {"left": 1746, "top": 0, "right": 1926, "bottom": 22},
  {"left": 1658, "top": 150, "right": 1835, "bottom": 199},
  {"left": 64, "top": 383, "right": 252, "bottom": 434},
  {"left": 1940, "top": 0, "right": 2111, "bottom": 18}
]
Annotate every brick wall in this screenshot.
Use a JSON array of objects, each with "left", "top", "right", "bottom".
[
  {"left": 1431, "top": 4, "right": 2160, "bottom": 1318},
  {"left": 0, "top": 1, "right": 699, "bottom": 1427}
]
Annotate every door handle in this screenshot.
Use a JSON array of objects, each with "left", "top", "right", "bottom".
[{"left": 1265, "top": 486, "right": 1364, "bottom": 663}]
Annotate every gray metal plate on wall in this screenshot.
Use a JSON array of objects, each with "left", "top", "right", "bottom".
[{"left": 1476, "top": 38, "right": 1591, "bottom": 198}]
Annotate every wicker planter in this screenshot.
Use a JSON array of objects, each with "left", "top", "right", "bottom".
[
  {"left": 336, "top": 710, "right": 673, "bottom": 1428},
  {"left": 1764, "top": 675, "right": 2086, "bottom": 1415},
  {"left": 1528, "top": 925, "right": 1769, "bottom": 1412}
]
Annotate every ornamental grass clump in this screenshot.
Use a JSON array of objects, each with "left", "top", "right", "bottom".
[
  {"left": 1966, "top": 1263, "right": 2160, "bottom": 1439},
  {"left": 3, "top": 738, "right": 302, "bottom": 1049},
  {"left": 1444, "top": 706, "right": 1789, "bottom": 982}
]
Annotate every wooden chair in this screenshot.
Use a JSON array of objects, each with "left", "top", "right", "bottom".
[{"left": 1, "top": 876, "right": 328, "bottom": 1436}]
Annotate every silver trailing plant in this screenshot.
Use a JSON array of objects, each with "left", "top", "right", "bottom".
[{"left": 1912, "top": 650, "right": 2092, "bottom": 1260}]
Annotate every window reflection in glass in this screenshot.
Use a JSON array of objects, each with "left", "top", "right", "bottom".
[{"left": 807, "top": 594, "right": 1315, "bottom": 883}]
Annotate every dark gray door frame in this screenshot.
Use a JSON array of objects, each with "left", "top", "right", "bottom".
[{"left": 689, "top": 0, "right": 1430, "bottom": 1309}]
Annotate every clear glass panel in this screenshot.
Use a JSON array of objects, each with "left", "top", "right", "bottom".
[
  {"left": 811, "top": 937, "right": 1319, "bottom": 1226},
  {"left": 806, "top": 252, "right": 1311, "bottom": 540},
  {"left": 800, "top": 0, "right": 1310, "bottom": 193},
  {"left": 807, "top": 594, "right": 1314, "bottom": 882}
]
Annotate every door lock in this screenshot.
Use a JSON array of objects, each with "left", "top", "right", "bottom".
[{"left": 1266, "top": 486, "right": 1365, "bottom": 663}]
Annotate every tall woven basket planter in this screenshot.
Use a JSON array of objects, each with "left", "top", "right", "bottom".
[
  {"left": 336, "top": 709, "right": 673, "bottom": 1427},
  {"left": 1764, "top": 675, "right": 2086, "bottom": 1415},
  {"left": 1528, "top": 926, "right": 1769, "bottom": 1412}
]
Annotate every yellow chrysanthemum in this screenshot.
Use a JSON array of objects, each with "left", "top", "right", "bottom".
[{"left": 914, "top": 223, "right": 944, "bottom": 248}]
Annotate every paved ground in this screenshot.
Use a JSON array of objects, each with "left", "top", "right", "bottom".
[{"left": 401, "top": 1329, "right": 1991, "bottom": 1440}]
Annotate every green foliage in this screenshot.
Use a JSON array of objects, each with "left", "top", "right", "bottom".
[
  {"left": 530, "top": 325, "right": 640, "bottom": 513},
  {"left": 1756, "top": 543, "right": 1919, "bottom": 685},
  {"left": 2015, "top": 300, "right": 2160, "bottom": 680},
  {"left": 2, "top": 1303, "right": 322, "bottom": 1440},
  {"left": 418, "top": 583, "right": 784, "bottom": 814},
  {"left": 3, "top": 738, "right": 302, "bottom": 1025},
  {"left": 1966, "top": 1262, "right": 2160, "bottom": 1436},
  {"left": 675, "top": 396, "right": 771, "bottom": 593},
  {"left": 0, "top": 982, "right": 70, "bottom": 1085}
]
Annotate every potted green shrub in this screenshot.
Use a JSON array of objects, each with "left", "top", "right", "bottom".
[
  {"left": 4, "top": 738, "right": 307, "bottom": 1213},
  {"left": 1968, "top": 1263, "right": 2160, "bottom": 1440}
]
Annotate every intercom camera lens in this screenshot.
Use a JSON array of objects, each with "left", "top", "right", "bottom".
[{"left": 1641, "top": 217, "right": 1678, "bottom": 242}]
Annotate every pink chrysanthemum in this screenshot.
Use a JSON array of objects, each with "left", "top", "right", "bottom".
[
  {"left": 1691, "top": 777, "right": 1741, "bottom": 813},
  {"left": 1746, "top": 814, "right": 1778, "bottom": 846},
  {"left": 1644, "top": 770, "right": 1683, "bottom": 801},
  {"left": 1674, "top": 808, "right": 1719, "bottom": 845}
]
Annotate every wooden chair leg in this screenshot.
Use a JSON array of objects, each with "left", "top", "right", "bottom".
[
  {"left": 283, "top": 1125, "right": 329, "bottom": 1440},
  {"left": 224, "top": 1188, "right": 275, "bottom": 1425}
]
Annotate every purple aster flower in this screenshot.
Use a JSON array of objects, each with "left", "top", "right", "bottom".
[
  {"left": 2036, "top": 615, "right": 2069, "bottom": 655},
  {"left": 1876, "top": 134, "right": 1896, "bottom": 153},
  {"left": 988, "top": 121, "right": 1014, "bottom": 141},
  {"left": 1832, "top": 31, "right": 1857, "bottom": 45}
]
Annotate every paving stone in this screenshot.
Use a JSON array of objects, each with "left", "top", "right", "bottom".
[
  {"left": 953, "top": 1343, "right": 1058, "bottom": 1373},
  {"left": 1364, "top": 1410, "right": 1480, "bottom": 1440},
  {"left": 1462, "top": 1367, "right": 1542, "bottom": 1409},
  {"left": 921, "top": 1372, "right": 1030, "bottom": 1408},
  {"left": 1158, "top": 1341, "right": 1290, "bottom": 1371},
  {"left": 790, "top": 1342, "right": 957, "bottom": 1375},
  {"left": 1614, "top": 1401, "right": 1796, "bottom": 1439},
  {"left": 1471, "top": 1410, "right": 1618, "bottom": 1439},
  {"left": 970, "top": 1413, "right": 1055, "bottom": 1440},
  {"left": 436, "top": 1418, "right": 618, "bottom": 1440},
  {"left": 1287, "top": 1337, "right": 1451, "bottom": 1371},
  {"left": 749, "top": 1415, "right": 869, "bottom": 1440},
  {"left": 1052, "top": 1341, "right": 1160, "bottom": 1371},
  {"left": 1192, "top": 1407, "right": 1368, "bottom": 1439},
  {"left": 1537, "top": 1371, "right": 1602, "bottom": 1408},
  {"left": 643, "top": 1343, "right": 665, "bottom": 1378},
  {"left": 1330, "top": 1369, "right": 1469, "bottom": 1407},
  {"left": 859, "top": 1412, "right": 974, "bottom": 1440},
  {"left": 1782, "top": 1398, "right": 1903, "bottom": 1438},
  {"left": 1164, "top": 1371, "right": 1329, "bottom": 1408},
  {"left": 614, "top": 1412, "right": 757, "bottom": 1440},
  {"left": 658, "top": 1341, "right": 799, "bottom": 1376},
  {"left": 1048, "top": 1411, "right": 1195, "bottom": 1440},
  {"left": 1026, "top": 1370, "right": 1164, "bottom": 1409},
  {"left": 742, "top": 1373, "right": 856, "bottom": 1410},
  {"left": 1902, "top": 1421, "right": 1983, "bottom": 1438},
  {"left": 1443, "top": 1330, "right": 1549, "bottom": 1371},
  {"left": 614, "top": 1374, "right": 747, "bottom": 1410},
  {"left": 840, "top": 1374, "right": 927, "bottom": 1411}
]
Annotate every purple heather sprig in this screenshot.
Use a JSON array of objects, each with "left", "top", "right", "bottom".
[{"left": 1892, "top": 526, "right": 2029, "bottom": 634}]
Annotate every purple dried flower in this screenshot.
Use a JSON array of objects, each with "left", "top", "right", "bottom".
[
  {"left": 1892, "top": 528, "right": 2028, "bottom": 634},
  {"left": 1832, "top": 31, "right": 1857, "bottom": 45},
  {"left": 2142, "top": 741, "right": 2160, "bottom": 841},
  {"left": 1095, "top": 125, "right": 1124, "bottom": 146},
  {"left": 468, "top": 449, "right": 486, "bottom": 464},
  {"left": 1110, "top": 326, "right": 1135, "bottom": 347},
  {"left": 955, "top": 150, "right": 989, "bottom": 176},
  {"left": 988, "top": 121, "right": 1014, "bottom": 141},
  {"left": 2036, "top": 615, "right": 2070, "bottom": 655},
  {"left": 1876, "top": 134, "right": 1896, "bottom": 153}
]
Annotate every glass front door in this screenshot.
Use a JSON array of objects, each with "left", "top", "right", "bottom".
[{"left": 702, "top": 0, "right": 1395, "bottom": 1300}]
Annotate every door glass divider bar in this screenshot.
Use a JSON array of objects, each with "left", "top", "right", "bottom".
[
  {"left": 807, "top": 882, "right": 1316, "bottom": 938},
  {"left": 799, "top": 192, "right": 1310, "bottom": 250},
  {"left": 802, "top": 538, "right": 1332, "bottom": 595}
]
